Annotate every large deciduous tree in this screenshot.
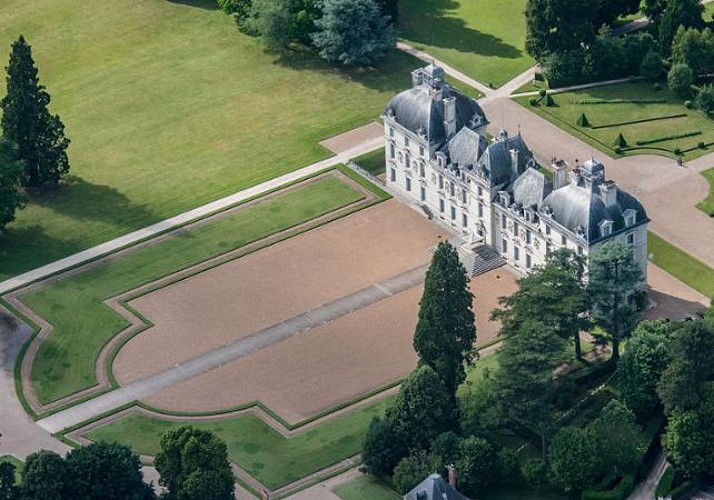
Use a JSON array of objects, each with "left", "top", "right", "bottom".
[
  {"left": 493, "top": 319, "right": 567, "bottom": 462},
  {"left": 525, "top": 0, "right": 597, "bottom": 62},
  {"left": 155, "top": 426, "right": 235, "bottom": 500},
  {"left": 413, "top": 241, "right": 476, "bottom": 400},
  {"left": 0, "top": 462, "right": 17, "bottom": 500},
  {"left": 1, "top": 36, "right": 70, "bottom": 188},
  {"left": 18, "top": 450, "right": 69, "bottom": 500},
  {"left": 0, "top": 139, "right": 25, "bottom": 231},
  {"left": 493, "top": 249, "right": 588, "bottom": 359},
  {"left": 587, "top": 242, "right": 643, "bottom": 360},
  {"left": 588, "top": 400, "right": 643, "bottom": 474},
  {"left": 311, "top": 0, "right": 395, "bottom": 66},
  {"left": 663, "top": 394, "right": 714, "bottom": 478},
  {"left": 617, "top": 320, "right": 672, "bottom": 417},
  {"left": 548, "top": 426, "right": 601, "bottom": 492},
  {"left": 658, "top": 0, "right": 704, "bottom": 56},
  {"left": 594, "top": 0, "right": 640, "bottom": 28}
]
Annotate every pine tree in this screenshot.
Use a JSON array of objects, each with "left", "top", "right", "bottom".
[
  {"left": 0, "top": 138, "right": 25, "bottom": 230},
  {"left": 413, "top": 241, "right": 476, "bottom": 399},
  {"left": 1, "top": 35, "right": 70, "bottom": 188}
]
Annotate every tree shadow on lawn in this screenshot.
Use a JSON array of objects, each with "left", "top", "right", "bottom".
[
  {"left": 399, "top": 0, "right": 523, "bottom": 59},
  {"left": 167, "top": 0, "right": 218, "bottom": 10},
  {"left": 28, "top": 176, "right": 155, "bottom": 229}
]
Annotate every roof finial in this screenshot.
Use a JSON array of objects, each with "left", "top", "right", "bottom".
[{"left": 517, "top": 123, "right": 522, "bottom": 136}]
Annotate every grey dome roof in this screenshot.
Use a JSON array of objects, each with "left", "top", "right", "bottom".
[
  {"left": 542, "top": 181, "right": 648, "bottom": 243},
  {"left": 385, "top": 85, "right": 486, "bottom": 146}
]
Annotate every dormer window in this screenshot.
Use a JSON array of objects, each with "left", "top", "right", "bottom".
[
  {"left": 599, "top": 219, "right": 614, "bottom": 238},
  {"left": 624, "top": 209, "right": 637, "bottom": 227}
]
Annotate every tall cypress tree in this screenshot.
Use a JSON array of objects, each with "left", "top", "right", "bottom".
[
  {"left": 413, "top": 241, "right": 476, "bottom": 399},
  {"left": 0, "top": 138, "right": 25, "bottom": 231},
  {"left": 1, "top": 35, "right": 70, "bottom": 188}
]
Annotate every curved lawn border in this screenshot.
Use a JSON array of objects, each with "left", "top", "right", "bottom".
[{"left": 4, "top": 167, "right": 388, "bottom": 417}]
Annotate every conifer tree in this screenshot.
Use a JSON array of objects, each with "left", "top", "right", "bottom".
[
  {"left": 413, "top": 241, "right": 476, "bottom": 399},
  {"left": 1, "top": 35, "right": 70, "bottom": 188},
  {"left": 0, "top": 138, "right": 25, "bottom": 230}
]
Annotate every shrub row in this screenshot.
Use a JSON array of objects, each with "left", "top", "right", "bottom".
[
  {"left": 669, "top": 478, "right": 702, "bottom": 500},
  {"left": 581, "top": 474, "right": 635, "bottom": 500},
  {"left": 635, "top": 130, "right": 702, "bottom": 146},
  {"left": 571, "top": 98, "right": 667, "bottom": 105},
  {"left": 590, "top": 113, "right": 688, "bottom": 130},
  {"left": 655, "top": 466, "right": 674, "bottom": 498}
]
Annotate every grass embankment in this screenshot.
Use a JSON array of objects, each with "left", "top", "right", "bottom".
[
  {"left": 399, "top": 0, "right": 533, "bottom": 88},
  {"left": 22, "top": 175, "right": 366, "bottom": 404},
  {"left": 0, "top": 456, "right": 23, "bottom": 483},
  {"left": 648, "top": 232, "right": 714, "bottom": 298},
  {"left": 0, "top": 0, "right": 421, "bottom": 280},
  {"left": 353, "top": 148, "right": 386, "bottom": 176},
  {"left": 515, "top": 82, "right": 714, "bottom": 160},
  {"left": 333, "top": 476, "right": 400, "bottom": 500},
  {"left": 697, "top": 168, "right": 714, "bottom": 216},
  {"left": 84, "top": 397, "right": 393, "bottom": 490}
]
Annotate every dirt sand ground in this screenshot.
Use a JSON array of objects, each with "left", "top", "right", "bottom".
[
  {"left": 319, "top": 122, "right": 383, "bottom": 154},
  {"left": 139, "top": 269, "right": 517, "bottom": 423},
  {"left": 114, "top": 200, "right": 446, "bottom": 384}
]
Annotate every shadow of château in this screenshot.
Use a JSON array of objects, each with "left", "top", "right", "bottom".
[
  {"left": 167, "top": 0, "right": 218, "bottom": 10},
  {"left": 399, "top": 0, "right": 523, "bottom": 59},
  {"left": 645, "top": 287, "right": 707, "bottom": 322}
]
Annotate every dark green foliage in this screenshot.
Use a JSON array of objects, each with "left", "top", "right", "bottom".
[
  {"left": 454, "top": 436, "right": 499, "bottom": 496},
  {"left": 522, "top": 459, "right": 549, "bottom": 490},
  {"left": 155, "top": 426, "right": 235, "bottom": 500},
  {"left": 216, "top": 0, "right": 251, "bottom": 20},
  {"left": 1, "top": 36, "right": 70, "bottom": 188},
  {"left": 242, "top": 0, "right": 319, "bottom": 50},
  {"left": 658, "top": 0, "right": 704, "bottom": 56},
  {"left": 431, "top": 431, "right": 461, "bottom": 467},
  {"left": 662, "top": 394, "right": 714, "bottom": 478},
  {"left": 362, "top": 416, "right": 406, "bottom": 476},
  {"left": 639, "top": 49, "right": 664, "bottom": 81},
  {"left": 613, "top": 133, "right": 628, "bottom": 148},
  {"left": 544, "top": 94, "right": 555, "bottom": 106},
  {"left": 672, "top": 27, "right": 714, "bottom": 77},
  {"left": 493, "top": 249, "right": 588, "bottom": 358},
  {"left": 548, "top": 426, "right": 601, "bottom": 491},
  {"left": 617, "top": 320, "right": 672, "bottom": 417},
  {"left": 0, "top": 138, "right": 25, "bottom": 231},
  {"left": 668, "top": 63, "right": 694, "bottom": 96},
  {"left": 414, "top": 241, "right": 476, "bottom": 398},
  {"left": 539, "top": 88, "right": 547, "bottom": 98},
  {"left": 64, "top": 442, "right": 154, "bottom": 500},
  {"left": 684, "top": 100, "right": 694, "bottom": 109},
  {"left": 581, "top": 474, "right": 635, "bottom": 500},
  {"left": 656, "top": 465, "right": 675, "bottom": 497},
  {"left": 311, "top": 0, "right": 396, "bottom": 66},
  {"left": 591, "top": 113, "right": 688, "bottom": 130},
  {"left": 594, "top": 0, "right": 640, "bottom": 28},
  {"left": 613, "top": 146, "right": 622, "bottom": 154},
  {"left": 375, "top": 0, "right": 398, "bottom": 23},
  {"left": 642, "top": 0, "right": 667, "bottom": 23},
  {"left": 696, "top": 84, "right": 714, "bottom": 114},
  {"left": 0, "top": 462, "right": 17, "bottom": 500},
  {"left": 588, "top": 400, "right": 644, "bottom": 473},
  {"left": 577, "top": 112, "right": 590, "bottom": 127},
  {"left": 654, "top": 82, "right": 663, "bottom": 91},
  {"left": 529, "top": 97, "right": 539, "bottom": 106},
  {"left": 393, "top": 451, "right": 439, "bottom": 494},
  {"left": 493, "top": 319, "right": 567, "bottom": 461},
  {"left": 525, "top": 0, "right": 597, "bottom": 62},
  {"left": 587, "top": 242, "right": 643, "bottom": 360},
  {"left": 572, "top": 98, "right": 667, "bottom": 104},
  {"left": 18, "top": 451, "right": 68, "bottom": 500},
  {"left": 635, "top": 130, "right": 701, "bottom": 146}
]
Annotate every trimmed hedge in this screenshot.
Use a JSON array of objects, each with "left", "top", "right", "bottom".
[
  {"left": 635, "top": 130, "right": 701, "bottom": 146},
  {"left": 590, "top": 113, "right": 688, "bottom": 130},
  {"left": 655, "top": 465, "right": 674, "bottom": 498},
  {"left": 572, "top": 98, "right": 667, "bottom": 105},
  {"left": 581, "top": 474, "right": 635, "bottom": 500},
  {"left": 670, "top": 478, "right": 702, "bottom": 500}
]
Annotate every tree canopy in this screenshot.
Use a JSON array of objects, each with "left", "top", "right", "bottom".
[
  {"left": 525, "top": 0, "right": 597, "bottom": 61},
  {"left": 0, "top": 139, "right": 25, "bottom": 231}
]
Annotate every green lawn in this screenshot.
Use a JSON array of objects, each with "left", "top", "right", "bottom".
[
  {"left": 398, "top": 0, "right": 533, "bottom": 87},
  {"left": 353, "top": 148, "right": 386, "bottom": 176},
  {"left": 21, "top": 174, "right": 368, "bottom": 405},
  {"left": 0, "top": 455, "right": 23, "bottom": 483},
  {"left": 515, "top": 82, "right": 714, "bottom": 160},
  {"left": 648, "top": 232, "right": 714, "bottom": 298},
  {"left": 0, "top": 0, "right": 421, "bottom": 281},
  {"left": 333, "top": 476, "right": 400, "bottom": 500},
  {"left": 697, "top": 168, "right": 714, "bottom": 216},
  {"left": 84, "top": 397, "right": 392, "bottom": 490}
]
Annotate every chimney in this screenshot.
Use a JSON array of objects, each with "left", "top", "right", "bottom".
[
  {"left": 569, "top": 168, "right": 582, "bottom": 186},
  {"left": 411, "top": 68, "right": 424, "bottom": 88},
  {"left": 599, "top": 180, "right": 618, "bottom": 208},
  {"left": 447, "top": 464, "right": 457, "bottom": 488},
  {"left": 552, "top": 159, "right": 567, "bottom": 190},
  {"left": 510, "top": 148, "right": 520, "bottom": 179},
  {"left": 443, "top": 96, "right": 457, "bottom": 138}
]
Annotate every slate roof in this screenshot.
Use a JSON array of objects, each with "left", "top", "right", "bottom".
[
  {"left": 385, "top": 85, "right": 487, "bottom": 146},
  {"left": 404, "top": 474, "right": 470, "bottom": 500},
  {"left": 478, "top": 133, "right": 534, "bottom": 186},
  {"left": 442, "top": 127, "right": 488, "bottom": 169},
  {"left": 512, "top": 166, "right": 553, "bottom": 209}
]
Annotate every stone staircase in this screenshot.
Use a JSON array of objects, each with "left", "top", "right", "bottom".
[{"left": 431, "top": 237, "right": 506, "bottom": 277}]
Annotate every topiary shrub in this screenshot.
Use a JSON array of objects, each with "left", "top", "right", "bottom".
[
  {"left": 655, "top": 466, "right": 674, "bottom": 498},
  {"left": 545, "top": 94, "right": 555, "bottom": 107},
  {"left": 674, "top": 147, "right": 682, "bottom": 156},
  {"left": 684, "top": 100, "right": 693, "bottom": 109},
  {"left": 614, "top": 146, "right": 622, "bottom": 154},
  {"left": 699, "top": 141, "right": 706, "bottom": 149},
  {"left": 522, "top": 459, "right": 549, "bottom": 491},
  {"left": 577, "top": 112, "right": 590, "bottom": 127},
  {"left": 539, "top": 89, "right": 547, "bottom": 98},
  {"left": 613, "top": 133, "right": 628, "bottom": 148},
  {"left": 529, "top": 98, "right": 539, "bottom": 107},
  {"left": 668, "top": 63, "right": 694, "bottom": 97},
  {"left": 653, "top": 82, "right": 663, "bottom": 91},
  {"left": 534, "top": 72, "right": 544, "bottom": 82}
]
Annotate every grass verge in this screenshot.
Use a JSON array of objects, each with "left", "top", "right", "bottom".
[
  {"left": 333, "top": 475, "right": 400, "bottom": 499},
  {"left": 696, "top": 167, "right": 714, "bottom": 216},
  {"left": 352, "top": 148, "right": 386, "bottom": 177},
  {"left": 648, "top": 231, "right": 714, "bottom": 298}
]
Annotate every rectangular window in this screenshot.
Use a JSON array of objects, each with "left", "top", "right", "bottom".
[
  {"left": 461, "top": 190, "right": 467, "bottom": 204},
  {"left": 478, "top": 186, "right": 483, "bottom": 197},
  {"left": 545, "top": 225, "right": 551, "bottom": 236},
  {"left": 419, "top": 145, "right": 425, "bottom": 157},
  {"left": 420, "top": 163, "right": 425, "bottom": 178},
  {"left": 439, "top": 175, "right": 444, "bottom": 190},
  {"left": 406, "top": 177, "right": 412, "bottom": 192},
  {"left": 627, "top": 233, "right": 635, "bottom": 246},
  {"left": 526, "top": 230, "right": 532, "bottom": 245},
  {"left": 404, "top": 136, "right": 410, "bottom": 147},
  {"left": 439, "top": 198, "right": 445, "bottom": 213},
  {"left": 502, "top": 239, "right": 508, "bottom": 253},
  {"left": 389, "top": 127, "right": 395, "bottom": 138},
  {"left": 501, "top": 214, "right": 507, "bottom": 229},
  {"left": 390, "top": 168, "right": 396, "bottom": 182},
  {"left": 390, "top": 143, "right": 396, "bottom": 159},
  {"left": 561, "top": 235, "right": 567, "bottom": 246},
  {"left": 450, "top": 205, "right": 456, "bottom": 220},
  {"left": 546, "top": 242, "right": 552, "bottom": 256},
  {"left": 478, "top": 202, "right": 484, "bottom": 218},
  {"left": 514, "top": 245, "right": 520, "bottom": 261},
  {"left": 526, "top": 253, "right": 532, "bottom": 268},
  {"left": 462, "top": 213, "right": 468, "bottom": 227},
  {"left": 449, "top": 183, "right": 455, "bottom": 197},
  {"left": 513, "top": 222, "right": 519, "bottom": 236},
  {"left": 578, "top": 246, "right": 583, "bottom": 255}
]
